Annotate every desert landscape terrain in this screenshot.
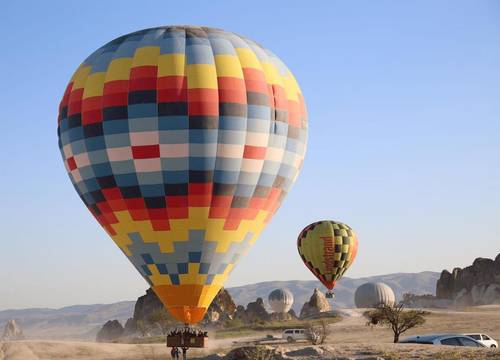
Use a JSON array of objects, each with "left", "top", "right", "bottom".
[{"left": 1, "top": 305, "right": 499, "bottom": 360}]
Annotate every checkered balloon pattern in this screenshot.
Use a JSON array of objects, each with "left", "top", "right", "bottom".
[
  {"left": 297, "top": 221, "right": 358, "bottom": 291},
  {"left": 57, "top": 26, "right": 308, "bottom": 324}
]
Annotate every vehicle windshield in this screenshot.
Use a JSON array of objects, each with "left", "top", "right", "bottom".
[
  {"left": 441, "top": 337, "right": 462, "bottom": 346},
  {"left": 466, "top": 334, "right": 481, "bottom": 340},
  {"left": 458, "top": 337, "right": 482, "bottom": 347}
]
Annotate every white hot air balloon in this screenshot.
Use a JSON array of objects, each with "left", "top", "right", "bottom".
[
  {"left": 268, "top": 288, "right": 294, "bottom": 313},
  {"left": 354, "top": 282, "right": 396, "bottom": 308}
]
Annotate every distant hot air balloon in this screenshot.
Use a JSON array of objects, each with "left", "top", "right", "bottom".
[
  {"left": 57, "top": 26, "right": 308, "bottom": 325},
  {"left": 268, "top": 288, "right": 294, "bottom": 313},
  {"left": 354, "top": 282, "right": 395, "bottom": 308},
  {"left": 297, "top": 221, "right": 358, "bottom": 298}
]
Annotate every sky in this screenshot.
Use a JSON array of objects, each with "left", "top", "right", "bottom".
[{"left": 0, "top": 0, "right": 499, "bottom": 310}]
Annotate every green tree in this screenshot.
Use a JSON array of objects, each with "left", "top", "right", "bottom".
[{"left": 364, "top": 303, "right": 427, "bottom": 343}]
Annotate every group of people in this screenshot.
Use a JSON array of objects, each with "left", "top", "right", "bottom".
[
  {"left": 168, "top": 328, "right": 208, "bottom": 338},
  {"left": 167, "top": 327, "right": 207, "bottom": 358}
]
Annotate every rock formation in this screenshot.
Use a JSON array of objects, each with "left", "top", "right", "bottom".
[
  {"left": 288, "top": 308, "right": 298, "bottom": 319},
  {"left": 1, "top": 319, "right": 25, "bottom": 341},
  {"left": 269, "top": 309, "right": 297, "bottom": 322},
  {"left": 436, "top": 253, "right": 500, "bottom": 306},
  {"left": 100, "top": 287, "right": 237, "bottom": 339},
  {"left": 129, "top": 287, "right": 236, "bottom": 328},
  {"left": 234, "top": 305, "right": 247, "bottom": 322},
  {"left": 234, "top": 298, "right": 270, "bottom": 323},
  {"left": 454, "top": 284, "right": 500, "bottom": 306},
  {"left": 245, "top": 297, "right": 270, "bottom": 322},
  {"left": 299, "top": 288, "right": 330, "bottom": 318},
  {"left": 123, "top": 317, "right": 136, "bottom": 336},
  {"left": 119, "top": 288, "right": 164, "bottom": 335},
  {"left": 222, "top": 346, "right": 279, "bottom": 359},
  {"left": 202, "top": 287, "right": 237, "bottom": 325},
  {"left": 96, "top": 320, "right": 124, "bottom": 342},
  {"left": 402, "top": 293, "right": 452, "bottom": 308},
  {"left": 133, "top": 288, "right": 165, "bottom": 325}
]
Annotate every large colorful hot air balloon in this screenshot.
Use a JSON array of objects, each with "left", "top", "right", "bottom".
[
  {"left": 297, "top": 221, "right": 358, "bottom": 298},
  {"left": 57, "top": 26, "right": 307, "bottom": 324}
]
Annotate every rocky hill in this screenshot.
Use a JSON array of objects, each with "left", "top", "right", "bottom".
[
  {"left": 0, "top": 271, "right": 438, "bottom": 340},
  {"left": 96, "top": 320, "right": 124, "bottom": 342},
  {"left": 131, "top": 287, "right": 237, "bottom": 326},
  {"left": 0, "top": 302, "right": 134, "bottom": 340},
  {"left": 1, "top": 319, "right": 25, "bottom": 341},
  {"left": 227, "top": 271, "right": 440, "bottom": 312},
  {"left": 124, "top": 288, "right": 164, "bottom": 335},
  {"left": 234, "top": 297, "right": 270, "bottom": 324},
  {"left": 204, "top": 287, "right": 237, "bottom": 324},
  {"left": 436, "top": 253, "right": 500, "bottom": 305},
  {"left": 299, "top": 289, "right": 330, "bottom": 318},
  {"left": 104, "top": 287, "right": 239, "bottom": 340}
]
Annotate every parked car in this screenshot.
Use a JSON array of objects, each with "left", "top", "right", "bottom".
[
  {"left": 399, "top": 334, "right": 485, "bottom": 347},
  {"left": 463, "top": 333, "right": 498, "bottom": 348},
  {"left": 282, "top": 328, "right": 308, "bottom": 342}
]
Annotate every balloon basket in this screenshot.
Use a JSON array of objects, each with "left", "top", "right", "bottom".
[
  {"left": 166, "top": 326, "right": 208, "bottom": 349},
  {"left": 325, "top": 291, "right": 335, "bottom": 299}
]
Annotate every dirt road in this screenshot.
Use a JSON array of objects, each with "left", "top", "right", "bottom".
[{"left": 1, "top": 306, "right": 499, "bottom": 360}]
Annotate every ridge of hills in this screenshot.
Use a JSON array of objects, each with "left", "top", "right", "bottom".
[{"left": 0, "top": 271, "right": 439, "bottom": 340}]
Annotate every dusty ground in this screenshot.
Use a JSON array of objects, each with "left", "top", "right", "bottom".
[
  {"left": 326, "top": 305, "right": 500, "bottom": 345},
  {"left": 1, "top": 306, "right": 499, "bottom": 360}
]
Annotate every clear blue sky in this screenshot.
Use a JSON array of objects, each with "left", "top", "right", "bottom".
[{"left": 1, "top": 0, "right": 499, "bottom": 309}]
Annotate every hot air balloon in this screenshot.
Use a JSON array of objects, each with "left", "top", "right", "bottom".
[
  {"left": 354, "top": 282, "right": 395, "bottom": 308},
  {"left": 268, "top": 288, "right": 294, "bottom": 313},
  {"left": 297, "top": 221, "right": 358, "bottom": 298},
  {"left": 57, "top": 26, "right": 307, "bottom": 326}
]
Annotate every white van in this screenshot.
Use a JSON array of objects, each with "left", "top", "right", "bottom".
[{"left": 282, "top": 328, "right": 308, "bottom": 342}]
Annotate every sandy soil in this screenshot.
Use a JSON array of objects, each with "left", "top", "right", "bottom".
[
  {"left": 1, "top": 306, "right": 499, "bottom": 360},
  {"left": 326, "top": 305, "right": 500, "bottom": 345},
  {"left": 0, "top": 341, "right": 168, "bottom": 360}
]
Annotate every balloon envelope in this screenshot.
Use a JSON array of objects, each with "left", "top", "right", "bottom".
[
  {"left": 57, "top": 26, "right": 307, "bottom": 324},
  {"left": 297, "top": 221, "right": 358, "bottom": 291},
  {"left": 268, "top": 288, "right": 294, "bottom": 313},
  {"left": 354, "top": 282, "right": 395, "bottom": 308}
]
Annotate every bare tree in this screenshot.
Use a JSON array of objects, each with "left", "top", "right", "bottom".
[
  {"left": 364, "top": 303, "right": 427, "bottom": 343},
  {"left": 307, "top": 320, "right": 330, "bottom": 345}
]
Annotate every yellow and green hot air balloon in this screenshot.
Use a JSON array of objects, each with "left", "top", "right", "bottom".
[
  {"left": 57, "top": 26, "right": 308, "bottom": 324},
  {"left": 297, "top": 221, "right": 358, "bottom": 298}
]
